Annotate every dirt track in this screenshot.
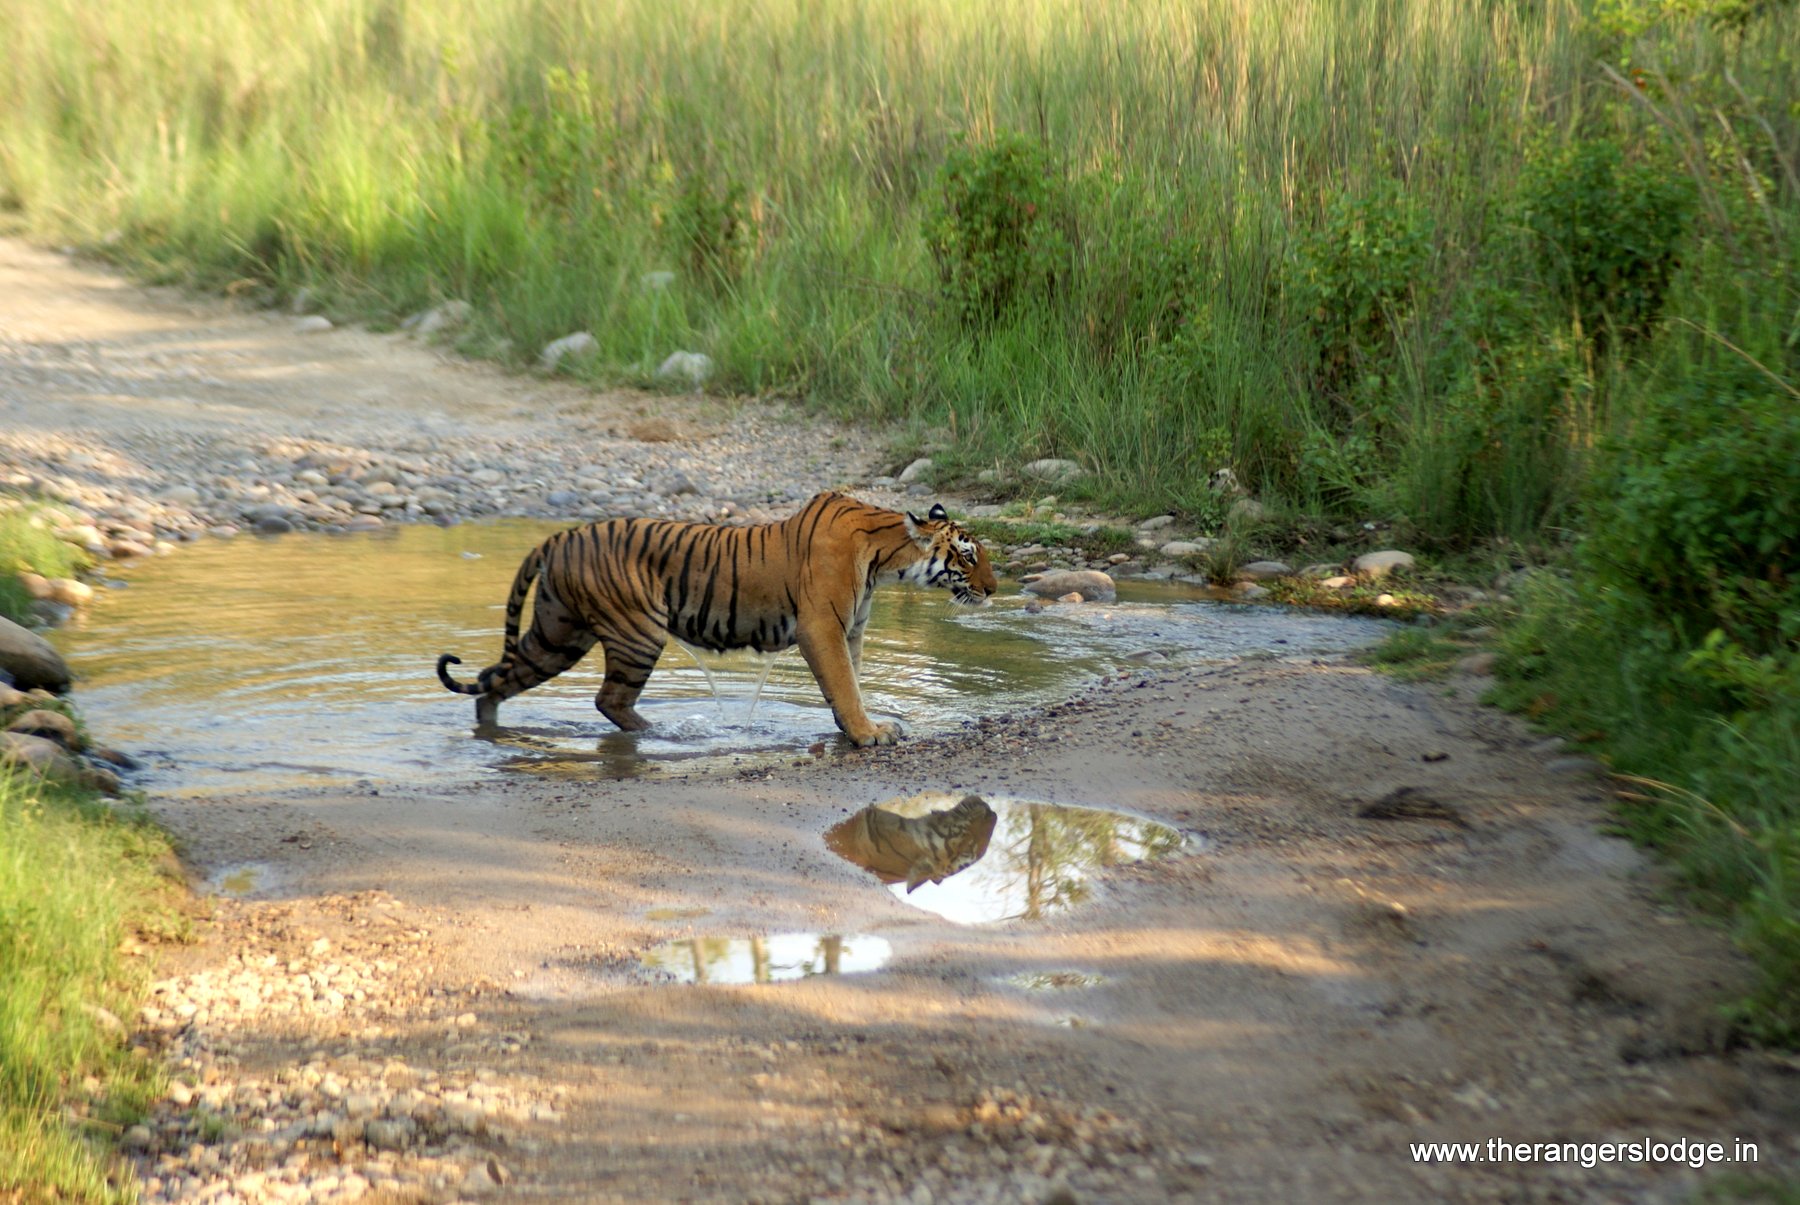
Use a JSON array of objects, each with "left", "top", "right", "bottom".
[{"left": 4, "top": 239, "right": 1796, "bottom": 1203}]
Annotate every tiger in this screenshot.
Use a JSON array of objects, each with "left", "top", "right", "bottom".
[
  {"left": 436, "top": 490, "right": 997, "bottom": 747},
  {"left": 824, "top": 794, "right": 998, "bottom": 892}
]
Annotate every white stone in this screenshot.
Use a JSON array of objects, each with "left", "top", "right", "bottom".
[
  {"left": 293, "top": 316, "right": 333, "bottom": 334},
  {"left": 539, "top": 332, "right": 598, "bottom": 370},
  {"left": 1021, "top": 458, "right": 1083, "bottom": 483},
  {"left": 898, "top": 457, "right": 934, "bottom": 484},
  {"left": 1353, "top": 550, "right": 1416, "bottom": 580},
  {"left": 655, "top": 350, "right": 714, "bottom": 385}
]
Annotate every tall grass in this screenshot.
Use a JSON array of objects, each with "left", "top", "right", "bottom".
[{"left": 11, "top": 0, "right": 1777, "bottom": 541}]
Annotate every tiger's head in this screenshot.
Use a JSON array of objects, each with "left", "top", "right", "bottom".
[{"left": 904, "top": 503, "right": 997, "bottom": 606}]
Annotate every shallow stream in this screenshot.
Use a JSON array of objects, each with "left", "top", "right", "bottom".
[{"left": 52, "top": 521, "right": 1389, "bottom": 795}]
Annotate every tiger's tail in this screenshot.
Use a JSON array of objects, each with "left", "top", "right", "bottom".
[{"left": 435, "top": 534, "right": 555, "bottom": 696}]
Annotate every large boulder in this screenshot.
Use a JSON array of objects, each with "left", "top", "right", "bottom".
[
  {"left": 0, "top": 616, "right": 70, "bottom": 692},
  {"left": 1022, "top": 570, "right": 1117, "bottom": 603}
]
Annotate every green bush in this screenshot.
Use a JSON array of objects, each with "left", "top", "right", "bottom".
[
  {"left": 1497, "top": 368, "right": 1800, "bottom": 1039},
  {"left": 1518, "top": 138, "right": 1696, "bottom": 345},
  {"left": 1289, "top": 178, "right": 1432, "bottom": 396},
  {"left": 923, "top": 132, "right": 1073, "bottom": 329},
  {"left": 1588, "top": 371, "right": 1800, "bottom": 675}
]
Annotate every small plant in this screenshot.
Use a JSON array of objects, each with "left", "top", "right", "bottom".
[
  {"left": 1518, "top": 137, "right": 1695, "bottom": 346},
  {"left": 923, "top": 132, "right": 1072, "bottom": 328}
]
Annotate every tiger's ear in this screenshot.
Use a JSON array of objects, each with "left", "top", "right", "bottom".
[
  {"left": 903, "top": 511, "right": 933, "bottom": 547},
  {"left": 928, "top": 503, "right": 948, "bottom": 521}
]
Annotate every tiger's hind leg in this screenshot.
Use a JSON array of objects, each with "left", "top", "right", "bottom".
[
  {"left": 594, "top": 629, "right": 666, "bottom": 733},
  {"left": 473, "top": 587, "right": 597, "bottom": 727}
]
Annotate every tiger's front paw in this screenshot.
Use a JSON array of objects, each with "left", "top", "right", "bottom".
[{"left": 850, "top": 719, "right": 906, "bottom": 748}]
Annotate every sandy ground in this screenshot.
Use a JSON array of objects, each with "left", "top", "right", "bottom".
[{"left": 4, "top": 239, "right": 1797, "bottom": 1203}]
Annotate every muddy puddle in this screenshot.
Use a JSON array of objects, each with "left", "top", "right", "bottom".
[
  {"left": 52, "top": 521, "right": 1387, "bottom": 795},
  {"left": 828, "top": 793, "right": 1192, "bottom": 924}
]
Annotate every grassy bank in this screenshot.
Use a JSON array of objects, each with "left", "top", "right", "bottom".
[
  {"left": 2, "top": 0, "right": 1793, "bottom": 544},
  {"left": 1, "top": 511, "right": 184, "bottom": 1201},
  {"left": 0, "top": 774, "right": 182, "bottom": 1203}
]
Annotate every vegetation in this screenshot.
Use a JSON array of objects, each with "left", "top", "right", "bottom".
[
  {"left": 0, "top": 501, "right": 89, "bottom": 625},
  {"left": 0, "top": 771, "right": 184, "bottom": 1201},
  {"left": 0, "top": 509, "right": 184, "bottom": 1199},
  {"left": 1, "top": 0, "right": 1796, "bottom": 1037}
]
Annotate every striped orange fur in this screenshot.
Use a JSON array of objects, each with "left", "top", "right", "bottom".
[{"left": 437, "top": 491, "right": 996, "bottom": 746}]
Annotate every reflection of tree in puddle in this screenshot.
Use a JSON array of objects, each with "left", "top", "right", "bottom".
[
  {"left": 639, "top": 933, "right": 892, "bottom": 985},
  {"left": 830, "top": 794, "right": 1187, "bottom": 925}
]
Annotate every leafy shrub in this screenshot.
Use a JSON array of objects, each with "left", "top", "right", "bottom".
[
  {"left": 1586, "top": 370, "right": 1799, "bottom": 678},
  {"left": 1518, "top": 138, "right": 1696, "bottom": 345},
  {"left": 1289, "top": 178, "right": 1432, "bottom": 393},
  {"left": 923, "top": 132, "right": 1072, "bottom": 328}
]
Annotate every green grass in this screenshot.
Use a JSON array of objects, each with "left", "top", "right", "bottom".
[
  {"left": 1358, "top": 625, "right": 1465, "bottom": 679},
  {"left": 963, "top": 517, "right": 1137, "bottom": 561},
  {"left": 0, "top": 501, "right": 91, "bottom": 626},
  {"left": 5, "top": 0, "right": 1794, "bottom": 546},
  {"left": 0, "top": 771, "right": 186, "bottom": 1202}
]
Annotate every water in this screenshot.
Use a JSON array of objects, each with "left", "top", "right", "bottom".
[
  {"left": 51, "top": 521, "right": 1388, "bottom": 795},
  {"left": 638, "top": 933, "right": 892, "bottom": 985},
  {"left": 827, "top": 793, "right": 1193, "bottom": 925}
]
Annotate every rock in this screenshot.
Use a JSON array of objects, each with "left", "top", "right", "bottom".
[
  {"left": 640, "top": 270, "right": 677, "bottom": 290},
  {"left": 255, "top": 515, "right": 293, "bottom": 535},
  {"left": 1238, "top": 560, "right": 1293, "bottom": 581},
  {"left": 1239, "top": 584, "right": 1270, "bottom": 600},
  {"left": 1354, "top": 550, "right": 1416, "bottom": 580},
  {"left": 159, "top": 484, "right": 202, "bottom": 505},
  {"left": 7, "top": 709, "right": 81, "bottom": 751},
  {"left": 540, "top": 331, "right": 598, "bottom": 370},
  {"left": 1138, "top": 515, "right": 1176, "bottom": 531},
  {"left": 1457, "top": 652, "right": 1498, "bottom": 675},
  {"left": 121, "top": 1124, "right": 155, "bottom": 1152},
  {"left": 415, "top": 300, "right": 473, "bottom": 337},
  {"left": 1228, "top": 497, "right": 1267, "bottom": 524},
  {"left": 15, "top": 572, "right": 51, "bottom": 600},
  {"left": 1021, "top": 458, "right": 1083, "bottom": 484},
  {"left": 0, "top": 617, "right": 71, "bottom": 692},
  {"left": 1208, "top": 467, "right": 1246, "bottom": 496},
  {"left": 365, "top": 1118, "right": 415, "bottom": 1151},
  {"left": 1320, "top": 575, "right": 1355, "bottom": 589},
  {"left": 898, "top": 457, "right": 934, "bottom": 484},
  {"left": 294, "top": 315, "right": 334, "bottom": 334},
  {"left": 79, "top": 1002, "right": 125, "bottom": 1034},
  {"left": 656, "top": 350, "right": 714, "bottom": 385},
  {"left": 55, "top": 523, "right": 104, "bottom": 551},
  {"left": 1159, "top": 540, "right": 1213, "bottom": 558},
  {"left": 1022, "top": 570, "right": 1116, "bottom": 603},
  {"left": 0, "top": 732, "right": 87, "bottom": 783},
  {"left": 44, "top": 577, "right": 92, "bottom": 607}
]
